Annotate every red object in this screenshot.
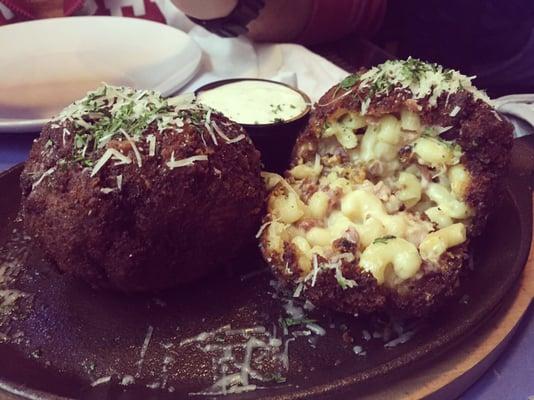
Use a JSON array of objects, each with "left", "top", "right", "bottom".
[{"left": 0, "top": 0, "right": 166, "bottom": 25}]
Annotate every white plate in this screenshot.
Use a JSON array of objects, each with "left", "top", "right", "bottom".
[{"left": 0, "top": 16, "right": 202, "bottom": 133}]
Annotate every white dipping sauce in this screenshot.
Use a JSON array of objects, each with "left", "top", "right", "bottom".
[{"left": 197, "top": 80, "right": 308, "bottom": 125}]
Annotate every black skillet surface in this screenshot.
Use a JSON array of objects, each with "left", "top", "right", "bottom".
[{"left": 0, "top": 138, "right": 532, "bottom": 400}]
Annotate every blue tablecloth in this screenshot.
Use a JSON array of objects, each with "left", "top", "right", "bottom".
[{"left": 1, "top": 132, "right": 532, "bottom": 400}]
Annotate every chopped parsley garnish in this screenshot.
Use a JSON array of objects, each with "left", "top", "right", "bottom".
[
  {"left": 373, "top": 235, "right": 396, "bottom": 245},
  {"left": 339, "top": 74, "right": 360, "bottom": 90},
  {"left": 188, "top": 111, "right": 204, "bottom": 126},
  {"left": 270, "top": 104, "right": 284, "bottom": 114}
]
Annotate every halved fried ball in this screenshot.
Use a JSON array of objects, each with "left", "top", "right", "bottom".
[
  {"left": 260, "top": 59, "right": 513, "bottom": 316},
  {"left": 20, "top": 85, "right": 264, "bottom": 292}
]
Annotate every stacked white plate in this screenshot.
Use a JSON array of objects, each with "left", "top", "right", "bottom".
[{"left": 0, "top": 16, "right": 202, "bottom": 132}]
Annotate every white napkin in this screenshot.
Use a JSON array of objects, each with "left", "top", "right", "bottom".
[
  {"left": 155, "top": 1, "right": 349, "bottom": 102},
  {"left": 494, "top": 94, "right": 534, "bottom": 138}
]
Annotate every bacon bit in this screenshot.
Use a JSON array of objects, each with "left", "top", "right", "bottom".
[
  {"left": 404, "top": 98, "right": 422, "bottom": 112},
  {"left": 107, "top": 139, "right": 132, "bottom": 152},
  {"left": 296, "top": 218, "right": 324, "bottom": 231},
  {"left": 299, "top": 181, "right": 319, "bottom": 202},
  {"left": 332, "top": 237, "right": 357, "bottom": 254},
  {"left": 342, "top": 331, "right": 354, "bottom": 344},
  {"left": 417, "top": 164, "right": 433, "bottom": 184},
  {"left": 327, "top": 188, "right": 343, "bottom": 210},
  {"left": 367, "top": 160, "right": 384, "bottom": 176}
]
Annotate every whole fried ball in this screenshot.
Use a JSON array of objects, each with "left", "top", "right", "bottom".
[{"left": 21, "top": 85, "right": 265, "bottom": 292}]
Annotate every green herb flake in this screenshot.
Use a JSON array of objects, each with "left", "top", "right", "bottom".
[
  {"left": 271, "top": 104, "right": 283, "bottom": 113},
  {"left": 45, "top": 139, "right": 53, "bottom": 148},
  {"left": 340, "top": 74, "right": 360, "bottom": 90},
  {"left": 373, "top": 235, "right": 396, "bottom": 245}
]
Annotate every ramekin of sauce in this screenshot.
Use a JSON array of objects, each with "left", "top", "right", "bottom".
[{"left": 196, "top": 79, "right": 311, "bottom": 172}]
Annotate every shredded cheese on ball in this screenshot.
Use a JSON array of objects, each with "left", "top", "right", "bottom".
[
  {"left": 166, "top": 153, "right": 208, "bottom": 170},
  {"left": 40, "top": 84, "right": 245, "bottom": 182},
  {"left": 332, "top": 58, "right": 490, "bottom": 114},
  {"left": 146, "top": 134, "right": 156, "bottom": 157},
  {"left": 31, "top": 167, "right": 56, "bottom": 189}
]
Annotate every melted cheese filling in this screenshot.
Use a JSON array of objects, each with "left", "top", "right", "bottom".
[{"left": 264, "top": 109, "right": 470, "bottom": 288}]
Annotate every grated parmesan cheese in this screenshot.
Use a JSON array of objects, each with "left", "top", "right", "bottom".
[
  {"left": 90, "top": 148, "right": 131, "bottom": 177},
  {"left": 120, "top": 375, "right": 135, "bottom": 386},
  {"left": 355, "top": 58, "right": 490, "bottom": 113},
  {"left": 292, "top": 282, "right": 303, "bottom": 298},
  {"left": 449, "top": 106, "right": 461, "bottom": 117},
  {"left": 384, "top": 330, "right": 415, "bottom": 348},
  {"left": 204, "top": 108, "right": 218, "bottom": 146},
  {"left": 311, "top": 254, "right": 319, "bottom": 287},
  {"left": 212, "top": 120, "right": 245, "bottom": 144},
  {"left": 136, "top": 325, "right": 154, "bottom": 377},
  {"left": 255, "top": 221, "right": 272, "bottom": 239},
  {"left": 120, "top": 129, "right": 142, "bottom": 167},
  {"left": 166, "top": 153, "right": 208, "bottom": 170},
  {"left": 91, "top": 376, "right": 111, "bottom": 387},
  {"left": 305, "top": 323, "right": 326, "bottom": 336},
  {"left": 146, "top": 134, "right": 156, "bottom": 157},
  {"left": 353, "top": 345, "right": 366, "bottom": 356},
  {"left": 32, "top": 167, "right": 56, "bottom": 190},
  {"left": 62, "top": 128, "right": 71, "bottom": 146}
]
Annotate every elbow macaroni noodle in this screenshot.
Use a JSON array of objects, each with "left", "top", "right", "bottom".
[
  {"left": 360, "top": 237, "right": 422, "bottom": 285},
  {"left": 419, "top": 223, "right": 467, "bottom": 263}
]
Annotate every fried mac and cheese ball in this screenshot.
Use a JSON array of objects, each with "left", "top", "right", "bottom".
[
  {"left": 21, "top": 85, "right": 264, "bottom": 292},
  {"left": 260, "top": 59, "right": 513, "bottom": 316}
]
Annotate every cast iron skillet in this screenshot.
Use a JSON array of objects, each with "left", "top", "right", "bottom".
[{"left": 0, "top": 138, "right": 531, "bottom": 400}]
